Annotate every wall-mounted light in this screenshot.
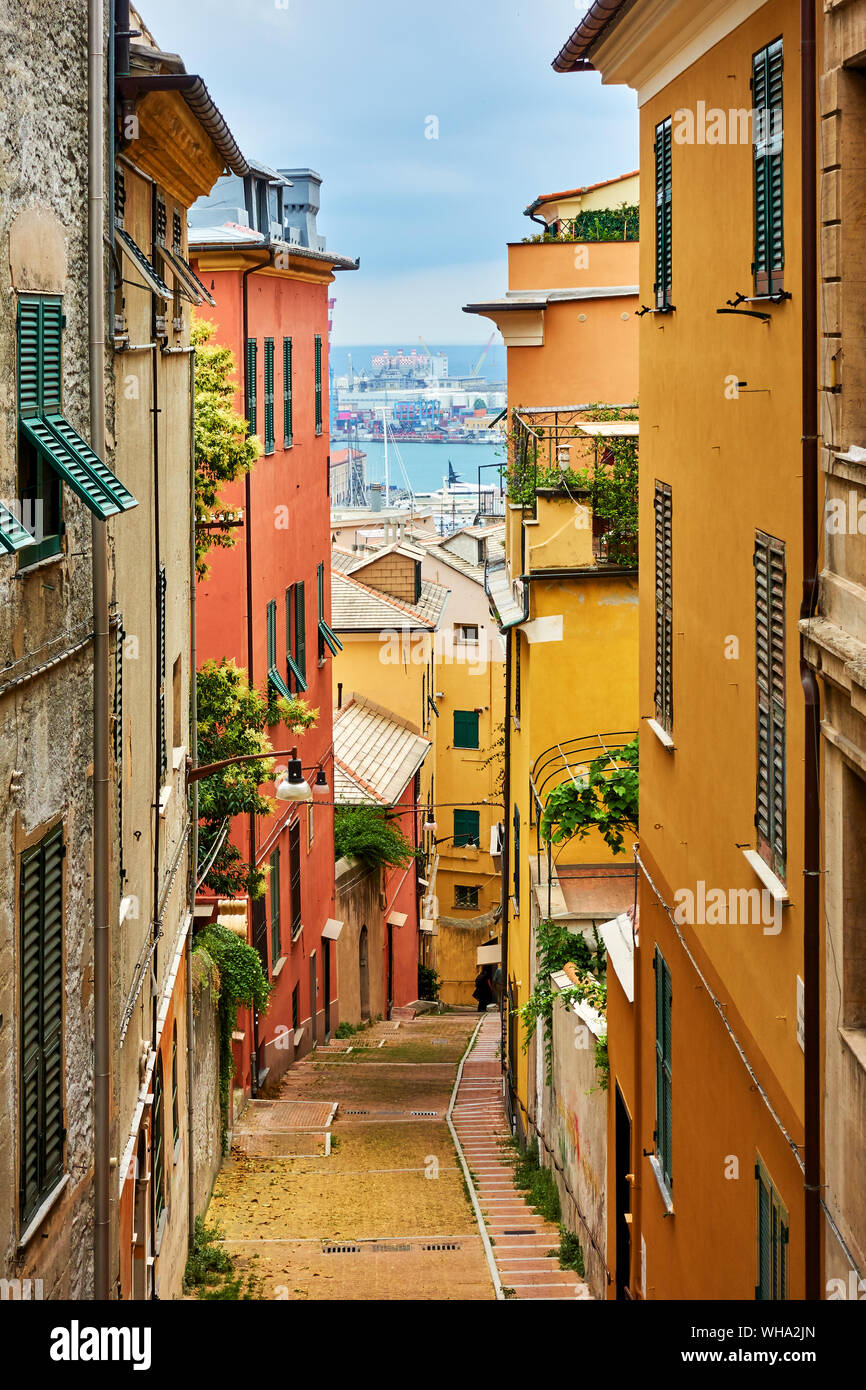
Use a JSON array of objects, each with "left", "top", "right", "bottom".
[{"left": 275, "top": 747, "right": 312, "bottom": 803}]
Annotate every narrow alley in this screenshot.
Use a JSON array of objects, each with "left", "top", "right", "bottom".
[{"left": 205, "top": 1013, "right": 590, "bottom": 1301}]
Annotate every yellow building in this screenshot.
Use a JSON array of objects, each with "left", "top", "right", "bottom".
[
  {"left": 557, "top": 0, "right": 814, "bottom": 1300},
  {"left": 525, "top": 169, "right": 639, "bottom": 235},
  {"left": 465, "top": 188, "right": 640, "bottom": 1162}
]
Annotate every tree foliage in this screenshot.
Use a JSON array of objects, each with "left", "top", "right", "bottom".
[
  {"left": 193, "top": 925, "right": 271, "bottom": 1150},
  {"left": 540, "top": 737, "right": 638, "bottom": 855},
  {"left": 334, "top": 804, "right": 418, "bottom": 871},
  {"left": 193, "top": 317, "right": 261, "bottom": 581},
  {"left": 518, "top": 919, "right": 606, "bottom": 1082},
  {"left": 196, "top": 658, "right": 317, "bottom": 897},
  {"left": 522, "top": 203, "right": 639, "bottom": 244}
]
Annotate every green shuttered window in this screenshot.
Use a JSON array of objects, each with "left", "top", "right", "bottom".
[
  {"left": 285, "top": 583, "right": 307, "bottom": 692},
  {"left": 454, "top": 809, "right": 480, "bottom": 848},
  {"left": 317, "top": 561, "right": 342, "bottom": 659},
  {"left": 270, "top": 847, "right": 282, "bottom": 962},
  {"left": 314, "top": 334, "right": 323, "bottom": 435},
  {"left": 654, "top": 118, "right": 673, "bottom": 310},
  {"left": 283, "top": 337, "right": 293, "bottom": 448},
  {"left": 755, "top": 532, "right": 786, "bottom": 879},
  {"left": 171, "top": 1023, "right": 180, "bottom": 1150},
  {"left": 263, "top": 338, "right": 275, "bottom": 455},
  {"left": 756, "top": 1159, "right": 788, "bottom": 1299},
  {"left": 453, "top": 709, "right": 479, "bottom": 749},
  {"left": 654, "top": 482, "right": 673, "bottom": 733},
  {"left": 654, "top": 947, "right": 673, "bottom": 1192},
  {"left": 289, "top": 821, "right": 302, "bottom": 940},
  {"left": 157, "top": 564, "right": 167, "bottom": 782},
  {"left": 19, "top": 825, "right": 65, "bottom": 1225},
  {"left": 246, "top": 338, "right": 258, "bottom": 435},
  {"left": 753, "top": 39, "right": 784, "bottom": 295},
  {"left": 267, "top": 598, "right": 292, "bottom": 702},
  {"left": 153, "top": 1054, "right": 165, "bottom": 1227}
]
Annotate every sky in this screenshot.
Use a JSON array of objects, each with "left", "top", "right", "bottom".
[{"left": 139, "top": 0, "right": 638, "bottom": 344}]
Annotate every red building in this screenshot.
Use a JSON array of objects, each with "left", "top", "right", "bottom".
[{"left": 190, "top": 162, "right": 357, "bottom": 1091}]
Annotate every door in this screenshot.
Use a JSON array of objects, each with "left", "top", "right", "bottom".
[
  {"left": 132, "top": 1131, "right": 150, "bottom": 1301},
  {"left": 309, "top": 951, "right": 317, "bottom": 1049},
  {"left": 615, "top": 1083, "right": 632, "bottom": 1299},
  {"left": 359, "top": 925, "right": 370, "bottom": 1021},
  {"left": 323, "top": 940, "right": 331, "bottom": 1041},
  {"left": 386, "top": 924, "right": 394, "bottom": 1016}
]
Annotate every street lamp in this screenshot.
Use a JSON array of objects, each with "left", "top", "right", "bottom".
[
  {"left": 274, "top": 748, "right": 313, "bottom": 804},
  {"left": 187, "top": 745, "right": 329, "bottom": 802}
]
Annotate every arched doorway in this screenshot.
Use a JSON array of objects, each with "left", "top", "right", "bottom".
[{"left": 359, "top": 925, "right": 370, "bottom": 1021}]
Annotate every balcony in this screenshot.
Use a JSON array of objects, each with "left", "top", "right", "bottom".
[{"left": 507, "top": 407, "right": 638, "bottom": 567}]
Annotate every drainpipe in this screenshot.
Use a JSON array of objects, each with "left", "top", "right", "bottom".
[
  {"left": 187, "top": 347, "right": 198, "bottom": 1243},
  {"left": 501, "top": 629, "right": 512, "bottom": 1107},
  {"left": 800, "top": 0, "right": 821, "bottom": 1302},
  {"left": 89, "top": 0, "right": 111, "bottom": 1303}
]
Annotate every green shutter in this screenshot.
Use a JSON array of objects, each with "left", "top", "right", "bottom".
[
  {"left": 19, "top": 825, "right": 65, "bottom": 1224},
  {"left": 317, "top": 561, "right": 342, "bottom": 656},
  {"left": 756, "top": 1159, "right": 788, "bottom": 1300},
  {"left": 654, "top": 482, "right": 673, "bottom": 732},
  {"left": 171, "top": 1027, "right": 180, "bottom": 1147},
  {"left": 153, "top": 1055, "right": 165, "bottom": 1225},
  {"left": 264, "top": 338, "right": 275, "bottom": 454},
  {"left": 267, "top": 598, "right": 292, "bottom": 700},
  {"left": 314, "top": 334, "right": 323, "bottom": 435},
  {"left": 286, "top": 585, "right": 307, "bottom": 692},
  {"left": 283, "top": 337, "right": 293, "bottom": 447},
  {"left": 21, "top": 416, "right": 131, "bottom": 519},
  {"left": 654, "top": 947, "right": 673, "bottom": 1190},
  {"left": 654, "top": 119, "right": 672, "bottom": 309},
  {"left": 246, "top": 338, "right": 257, "bottom": 434},
  {"left": 295, "top": 581, "right": 306, "bottom": 685},
  {"left": 453, "top": 710, "right": 479, "bottom": 749},
  {"left": 270, "top": 848, "right": 281, "bottom": 961},
  {"left": 18, "top": 298, "right": 43, "bottom": 418},
  {"left": 289, "top": 821, "right": 302, "bottom": 939},
  {"left": 755, "top": 533, "right": 786, "bottom": 877},
  {"left": 753, "top": 40, "right": 784, "bottom": 295},
  {"left": 454, "top": 809, "right": 480, "bottom": 848},
  {"left": 0, "top": 499, "right": 37, "bottom": 554},
  {"left": 157, "top": 566, "right": 167, "bottom": 781}
]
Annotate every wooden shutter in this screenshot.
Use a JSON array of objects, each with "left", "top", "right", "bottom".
[
  {"left": 314, "top": 334, "right": 323, "bottom": 435},
  {"left": 294, "top": 581, "right": 306, "bottom": 684},
  {"left": 654, "top": 119, "right": 672, "bottom": 309},
  {"left": 289, "top": 821, "right": 302, "bottom": 939},
  {"left": 454, "top": 809, "right": 480, "bottom": 848},
  {"left": 753, "top": 40, "right": 784, "bottom": 295},
  {"left": 263, "top": 338, "right": 275, "bottom": 454},
  {"left": 453, "top": 710, "right": 479, "bottom": 749},
  {"left": 153, "top": 1054, "right": 165, "bottom": 1225},
  {"left": 283, "top": 337, "right": 293, "bottom": 447},
  {"left": 756, "top": 1160, "right": 788, "bottom": 1299},
  {"left": 246, "top": 338, "right": 257, "bottom": 434},
  {"left": 512, "top": 803, "right": 520, "bottom": 905},
  {"left": 267, "top": 598, "right": 277, "bottom": 670},
  {"left": 270, "top": 847, "right": 281, "bottom": 962},
  {"left": 654, "top": 948, "right": 673, "bottom": 1190},
  {"left": 171, "top": 1025, "right": 179, "bottom": 1147},
  {"left": 654, "top": 483, "right": 673, "bottom": 731},
  {"left": 19, "top": 825, "right": 65, "bottom": 1223},
  {"left": 754, "top": 532, "right": 786, "bottom": 877},
  {"left": 157, "top": 565, "right": 167, "bottom": 782}
]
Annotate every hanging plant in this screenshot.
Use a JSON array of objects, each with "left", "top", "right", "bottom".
[{"left": 540, "top": 737, "right": 638, "bottom": 854}]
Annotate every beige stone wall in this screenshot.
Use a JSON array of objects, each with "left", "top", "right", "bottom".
[
  {"left": 335, "top": 856, "right": 385, "bottom": 1025},
  {"left": 353, "top": 552, "right": 418, "bottom": 604}
]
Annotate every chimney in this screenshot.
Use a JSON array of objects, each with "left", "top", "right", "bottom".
[{"left": 278, "top": 168, "right": 325, "bottom": 250}]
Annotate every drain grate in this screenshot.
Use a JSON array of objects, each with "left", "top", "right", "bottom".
[
  {"left": 431, "top": 1038, "right": 449, "bottom": 1045},
  {"left": 409, "top": 1110, "right": 438, "bottom": 1117},
  {"left": 502, "top": 1229, "right": 537, "bottom": 1235},
  {"left": 367, "top": 1243, "right": 411, "bottom": 1253},
  {"left": 422, "top": 1242, "right": 461, "bottom": 1251},
  {"left": 323, "top": 1245, "right": 361, "bottom": 1255},
  {"left": 342, "top": 1109, "right": 370, "bottom": 1115}
]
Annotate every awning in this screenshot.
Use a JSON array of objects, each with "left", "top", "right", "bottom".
[
  {"left": 115, "top": 227, "right": 171, "bottom": 301},
  {"left": 576, "top": 420, "right": 639, "bottom": 438},
  {"left": 599, "top": 911, "right": 635, "bottom": 1003},
  {"left": 321, "top": 918, "right": 344, "bottom": 941},
  {"left": 386, "top": 911, "right": 408, "bottom": 928},
  {"left": 160, "top": 244, "right": 217, "bottom": 307},
  {"left": 477, "top": 943, "right": 501, "bottom": 965},
  {"left": 21, "top": 415, "right": 137, "bottom": 520}
]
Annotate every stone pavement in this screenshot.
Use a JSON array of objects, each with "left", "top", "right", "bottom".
[{"left": 450, "top": 1013, "right": 592, "bottom": 1300}]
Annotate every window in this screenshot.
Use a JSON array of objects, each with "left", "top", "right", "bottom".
[
  {"left": 756, "top": 1157, "right": 788, "bottom": 1299},
  {"left": 245, "top": 338, "right": 257, "bottom": 434},
  {"left": 753, "top": 38, "right": 784, "bottom": 296},
  {"left": 654, "top": 947, "right": 673, "bottom": 1192},
  {"left": 314, "top": 334, "right": 323, "bottom": 435},
  {"left": 19, "top": 824, "right": 65, "bottom": 1225},
  {"left": 453, "top": 710, "right": 480, "bottom": 750},
  {"left": 171, "top": 1022, "right": 180, "bottom": 1151},
  {"left": 266, "top": 598, "right": 292, "bottom": 701},
  {"left": 172, "top": 654, "right": 183, "bottom": 751},
  {"left": 292, "top": 983, "right": 300, "bottom": 1032},
  {"left": 654, "top": 117, "right": 673, "bottom": 309},
  {"left": 654, "top": 482, "right": 673, "bottom": 733},
  {"left": 7, "top": 296, "right": 136, "bottom": 561},
  {"left": 289, "top": 820, "right": 302, "bottom": 940},
  {"left": 755, "top": 532, "right": 786, "bottom": 879},
  {"left": 285, "top": 582, "right": 307, "bottom": 692},
  {"left": 263, "top": 338, "right": 275, "bottom": 455},
  {"left": 512, "top": 803, "right": 520, "bottom": 908},
  {"left": 454, "top": 809, "right": 480, "bottom": 848},
  {"left": 157, "top": 565, "right": 167, "bottom": 782},
  {"left": 456, "top": 623, "right": 479, "bottom": 644},
  {"left": 454, "top": 885, "right": 479, "bottom": 910},
  {"left": 317, "top": 561, "right": 341, "bottom": 661},
  {"left": 307, "top": 801, "right": 315, "bottom": 851},
  {"left": 283, "top": 338, "right": 293, "bottom": 448},
  {"left": 269, "top": 847, "right": 281, "bottom": 962},
  {"left": 153, "top": 1053, "right": 165, "bottom": 1229},
  {"left": 514, "top": 630, "right": 521, "bottom": 725}
]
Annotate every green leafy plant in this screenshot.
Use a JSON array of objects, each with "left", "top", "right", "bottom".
[
  {"left": 522, "top": 203, "right": 639, "bottom": 244},
  {"left": 334, "top": 804, "right": 419, "bottom": 871},
  {"left": 557, "top": 1225, "right": 585, "bottom": 1276},
  {"left": 193, "top": 924, "right": 272, "bottom": 1150},
  {"left": 197, "top": 658, "right": 316, "bottom": 898},
  {"left": 193, "top": 317, "right": 261, "bottom": 582},
  {"left": 540, "top": 737, "right": 638, "bottom": 854},
  {"left": 518, "top": 919, "right": 606, "bottom": 1082},
  {"left": 593, "top": 1036, "right": 610, "bottom": 1092},
  {"left": 184, "top": 1216, "right": 262, "bottom": 1298},
  {"left": 501, "top": 1134, "right": 561, "bottom": 1224},
  {"left": 418, "top": 963, "right": 441, "bottom": 1002}
]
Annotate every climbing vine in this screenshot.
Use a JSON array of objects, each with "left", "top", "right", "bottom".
[
  {"left": 193, "top": 923, "right": 272, "bottom": 1151},
  {"left": 334, "top": 805, "right": 419, "bottom": 871},
  {"left": 522, "top": 203, "right": 639, "bottom": 244},
  {"left": 540, "top": 737, "right": 638, "bottom": 854},
  {"left": 518, "top": 919, "right": 606, "bottom": 1082}
]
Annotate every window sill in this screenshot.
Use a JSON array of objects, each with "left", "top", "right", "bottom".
[
  {"left": 14, "top": 549, "right": 65, "bottom": 579},
  {"left": 291, "top": 924, "right": 303, "bottom": 943},
  {"left": 272, "top": 954, "right": 287, "bottom": 979},
  {"left": 840, "top": 1027, "right": 866, "bottom": 1076},
  {"left": 172, "top": 745, "right": 186, "bottom": 773},
  {"left": 158, "top": 785, "right": 172, "bottom": 818},
  {"left": 646, "top": 717, "right": 675, "bottom": 751},
  {"left": 18, "top": 1174, "right": 69, "bottom": 1251},
  {"left": 741, "top": 849, "right": 789, "bottom": 905},
  {"left": 647, "top": 1154, "right": 674, "bottom": 1215}
]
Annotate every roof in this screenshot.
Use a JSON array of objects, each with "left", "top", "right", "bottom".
[
  {"left": 188, "top": 226, "right": 358, "bottom": 269},
  {"left": 552, "top": 1, "right": 631, "bottom": 74},
  {"left": 330, "top": 447, "right": 366, "bottom": 465},
  {"left": 117, "top": 69, "right": 248, "bottom": 177},
  {"left": 330, "top": 570, "right": 450, "bottom": 632},
  {"left": 464, "top": 284, "right": 638, "bottom": 315},
  {"left": 333, "top": 697, "right": 431, "bottom": 806},
  {"left": 525, "top": 170, "right": 639, "bottom": 216}
]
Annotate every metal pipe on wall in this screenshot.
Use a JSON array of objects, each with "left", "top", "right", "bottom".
[
  {"left": 187, "top": 345, "right": 198, "bottom": 1245},
  {"left": 89, "top": 0, "right": 111, "bottom": 1302}
]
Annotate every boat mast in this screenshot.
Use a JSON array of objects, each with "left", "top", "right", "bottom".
[{"left": 382, "top": 406, "right": 389, "bottom": 506}]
